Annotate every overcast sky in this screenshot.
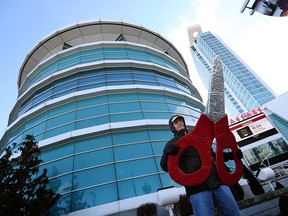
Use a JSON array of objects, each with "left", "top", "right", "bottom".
[{"left": 0, "top": 0, "right": 287, "bottom": 138}]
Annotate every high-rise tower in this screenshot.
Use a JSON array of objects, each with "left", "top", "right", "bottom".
[
  {"left": 0, "top": 21, "right": 205, "bottom": 215},
  {"left": 188, "top": 25, "right": 288, "bottom": 171},
  {"left": 188, "top": 25, "right": 276, "bottom": 119}
]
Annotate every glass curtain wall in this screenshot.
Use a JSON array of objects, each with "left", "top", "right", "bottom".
[{"left": 0, "top": 21, "right": 205, "bottom": 215}]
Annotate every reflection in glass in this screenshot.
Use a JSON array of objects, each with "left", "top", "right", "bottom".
[{"left": 243, "top": 137, "right": 288, "bottom": 166}]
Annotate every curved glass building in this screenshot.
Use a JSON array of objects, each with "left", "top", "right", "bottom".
[{"left": 0, "top": 21, "right": 205, "bottom": 215}]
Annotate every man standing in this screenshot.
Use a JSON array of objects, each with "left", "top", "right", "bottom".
[
  {"left": 160, "top": 114, "right": 242, "bottom": 216},
  {"left": 160, "top": 56, "right": 243, "bottom": 216}
]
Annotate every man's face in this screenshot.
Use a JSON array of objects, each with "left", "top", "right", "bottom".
[{"left": 172, "top": 118, "right": 185, "bottom": 132}]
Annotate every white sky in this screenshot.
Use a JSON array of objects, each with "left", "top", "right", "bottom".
[{"left": 0, "top": 0, "right": 287, "bottom": 139}]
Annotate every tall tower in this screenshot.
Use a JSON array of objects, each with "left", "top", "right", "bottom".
[
  {"left": 0, "top": 21, "right": 205, "bottom": 215},
  {"left": 188, "top": 25, "right": 276, "bottom": 120},
  {"left": 188, "top": 25, "right": 288, "bottom": 171}
]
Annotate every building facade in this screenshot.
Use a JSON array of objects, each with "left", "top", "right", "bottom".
[
  {"left": 188, "top": 25, "right": 288, "bottom": 171},
  {"left": 0, "top": 21, "right": 205, "bottom": 215},
  {"left": 188, "top": 25, "right": 277, "bottom": 119}
]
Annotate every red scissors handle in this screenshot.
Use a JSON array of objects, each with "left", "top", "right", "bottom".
[
  {"left": 214, "top": 115, "right": 243, "bottom": 185},
  {"left": 168, "top": 114, "right": 214, "bottom": 186}
]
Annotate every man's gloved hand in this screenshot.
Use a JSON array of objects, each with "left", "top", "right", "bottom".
[
  {"left": 223, "top": 149, "right": 243, "bottom": 161},
  {"left": 166, "top": 144, "right": 179, "bottom": 156},
  {"left": 236, "top": 149, "right": 243, "bottom": 159},
  {"left": 223, "top": 151, "right": 233, "bottom": 162}
]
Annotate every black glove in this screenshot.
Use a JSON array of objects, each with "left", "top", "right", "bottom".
[
  {"left": 236, "top": 149, "right": 243, "bottom": 159},
  {"left": 224, "top": 152, "right": 233, "bottom": 162},
  {"left": 224, "top": 149, "right": 243, "bottom": 161},
  {"left": 166, "top": 144, "right": 179, "bottom": 156}
]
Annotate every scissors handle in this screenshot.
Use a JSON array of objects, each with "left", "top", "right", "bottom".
[
  {"left": 214, "top": 115, "right": 243, "bottom": 185},
  {"left": 168, "top": 114, "right": 214, "bottom": 186}
]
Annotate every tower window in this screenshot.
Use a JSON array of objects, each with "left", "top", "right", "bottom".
[
  {"left": 63, "top": 43, "right": 73, "bottom": 50},
  {"left": 115, "top": 34, "right": 126, "bottom": 41}
]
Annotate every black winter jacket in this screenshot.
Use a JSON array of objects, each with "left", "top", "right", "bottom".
[{"left": 160, "top": 115, "right": 222, "bottom": 196}]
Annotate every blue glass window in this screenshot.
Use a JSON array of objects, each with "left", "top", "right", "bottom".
[
  {"left": 135, "top": 80, "right": 159, "bottom": 86},
  {"left": 52, "top": 88, "right": 76, "bottom": 99},
  {"left": 157, "top": 76, "right": 176, "bottom": 87},
  {"left": 109, "top": 101, "right": 141, "bottom": 113},
  {"left": 8, "top": 125, "right": 25, "bottom": 145},
  {"left": 74, "top": 148, "right": 114, "bottom": 170},
  {"left": 44, "top": 123, "right": 75, "bottom": 139},
  {"left": 134, "top": 73, "right": 157, "bottom": 81},
  {"left": 140, "top": 101, "right": 169, "bottom": 111},
  {"left": 138, "top": 93, "right": 165, "bottom": 101},
  {"left": 117, "top": 180, "right": 136, "bottom": 199},
  {"left": 112, "top": 130, "right": 149, "bottom": 145},
  {"left": 143, "top": 111, "right": 170, "bottom": 119},
  {"left": 109, "top": 80, "right": 134, "bottom": 86},
  {"left": 49, "top": 174, "right": 73, "bottom": 194},
  {"left": 46, "top": 111, "right": 76, "bottom": 128},
  {"left": 128, "top": 52, "right": 149, "bottom": 61},
  {"left": 79, "top": 76, "right": 98, "bottom": 85},
  {"left": 71, "top": 183, "right": 118, "bottom": 211},
  {"left": 58, "top": 56, "right": 80, "bottom": 69},
  {"left": 78, "top": 82, "right": 106, "bottom": 91},
  {"left": 116, "top": 158, "right": 157, "bottom": 180},
  {"left": 34, "top": 87, "right": 53, "bottom": 102},
  {"left": 75, "top": 115, "right": 109, "bottom": 130},
  {"left": 53, "top": 80, "right": 78, "bottom": 94},
  {"left": 106, "top": 73, "right": 133, "bottom": 81},
  {"left": 152, "top": 141, "right": 167, "bottom": 156},
  {"left": 41, "top": 157, "right": 73, "bottom": 177},
  {"left": 118, "top": 175, "right": 163, "bottom": 199},
  {"left": 110, "top": 112, "right": 143, "bottom": 122},
  {"left": 74, "top": 135, "right": 112, "bottom": 153},
  {"left": 148, "top": 129, "right": 170, "bottom": 140},
  {"left": 52, "top": 194, "right": 71, "bottom": 214},
  {"left": 77, "top": 96, "right": 107, "bottom": 108},
  {"left": 49, "top": 103, "right": 76, "bottom": 116},
  {"left": 40, "top": 142, "right": 74, "bottom": 162},
  {"left": 159, "top": 173, "right": 178, "bottom": 188},
  {"left": 133, "top": 175, "right": 162, "bottom": 195},
  {"left": 114, "top": 142, "right": 152, "bottom": 161},
  {"left": 108, "top": 93, "right": 138, "bottom": 102},
  {"left": 76, "top": 105, "right": 108, "bottom": 119},
  {"left": 73, "top": 165, "right": 116, "bottom": 189}
]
